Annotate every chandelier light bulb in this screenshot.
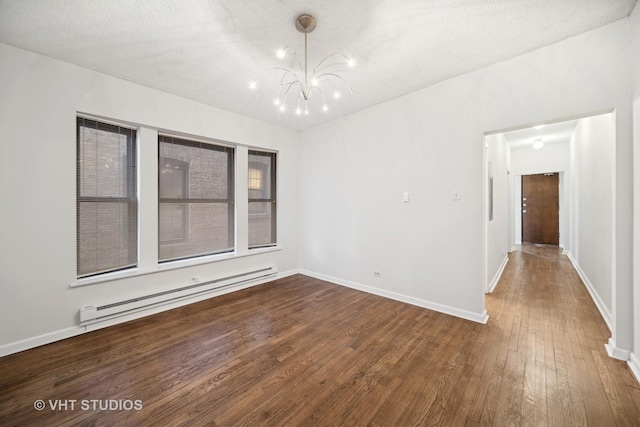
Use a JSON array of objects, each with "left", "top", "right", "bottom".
[
  {"left": 347, "top": 58, "right": 356, "bottom": 68},
  {"left": 533, "top": 137, "right": 544, "bottom": 149},
  {"left": 248, "top": 80, "right": 257, "bottom": 89},
  {"left": 276, "top": 48, "right": 286, "bottom": 59},
  {"left": 333, "top": 91, "right": 341, "bottom": 99},
  {"left": 274, "top": 99, "right": 281, "bottom": 106}
]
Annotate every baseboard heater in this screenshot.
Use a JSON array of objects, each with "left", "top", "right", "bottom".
[{"left": 79, "top": 265, "right": 277, "bottom": 324}]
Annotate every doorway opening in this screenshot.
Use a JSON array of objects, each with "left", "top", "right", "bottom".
[{"left": 482, "top": 111, "right": 615, "bottom": 298}]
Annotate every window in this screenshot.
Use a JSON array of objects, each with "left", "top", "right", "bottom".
[
  {"left": 248, "top": 150, "right": 276, "bottom": 248},
  {"left": 76, "top": 117, "right": 137, "bottom": 277},
  {"left": 158, "top": 135, "right": 234, "bottom": 262}
]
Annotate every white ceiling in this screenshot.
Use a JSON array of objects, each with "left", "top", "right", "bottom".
[
  {"left": 0, "top": 0, "right": 636, "bottom": 131},
  {"left": 503, "top": 119, "right": 579, "bottom": 150}
]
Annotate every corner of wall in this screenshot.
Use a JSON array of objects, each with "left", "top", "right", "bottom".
[{"left": 299, "top": 269, "right": 489, "bottom": 324}]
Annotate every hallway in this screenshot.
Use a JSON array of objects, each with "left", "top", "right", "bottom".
[{"left": 485, "top": 244, "right": 640, "bottom": 425}]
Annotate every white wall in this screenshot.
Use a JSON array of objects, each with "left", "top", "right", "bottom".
[
  {"left": 567, "top": 114, "right": 615, "bottom": 323},
  {"left": 511, "top": 142, "right": 570, "bottom": 176},
  {"left": 485, "top": 133, "right": 510, "bottom": 292},
  {"left": 630, "top": 2, "right": 640, "bottom": 378},
  {"left": 299, "top": 18, "right": 634, "bottom": 334},
  {"left": 0, "top": 43, "right": 300, "bottom": 353}
]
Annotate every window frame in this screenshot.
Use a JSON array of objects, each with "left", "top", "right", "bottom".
[{"left": 248, "top": 149, "right": 277, "bottom": 249}]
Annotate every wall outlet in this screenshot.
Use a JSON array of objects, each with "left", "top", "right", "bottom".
[
  {"left": 373, "top": 271, "right": 381, "bottom": 278},
  {"left": 190, "top": 276, "right": 201, "bottom": 283}
]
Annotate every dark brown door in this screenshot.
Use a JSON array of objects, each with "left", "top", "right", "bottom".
[{"left": 522, "top": 173, "right": 559, "bottom": 245}]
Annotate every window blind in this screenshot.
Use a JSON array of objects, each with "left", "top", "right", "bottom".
[
  {"left": 76, "top": 117, "right": 137, "bottom": 277},
  {"left": 158, "top": 135, "right": 235, "bottom": 262}
]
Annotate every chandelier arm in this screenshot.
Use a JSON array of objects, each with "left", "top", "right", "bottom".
[
  {"left": 314, "top": 53, "right": 353, "bottom": 73},
  {"left": 281, "top": 80, "right": 305, "bottom": 102},
  {"left": 279, "top": 69, "right": 300, "bottom": 87},
  {"left": 313, "top": 72, "right": 355, "bottom": 94},
  {"left": 252, "top": 67, "right": 299, "bottom": 84},
  {"left": 306, "top": 85, "right": 325, "bottom": 99},
  {"left": 258, "top": 67, "right": 296, "bottom": 76}
]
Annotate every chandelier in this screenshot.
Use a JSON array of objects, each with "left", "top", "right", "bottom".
[{"left": 249, "top": 14, "right": 355, "bottom": 115}]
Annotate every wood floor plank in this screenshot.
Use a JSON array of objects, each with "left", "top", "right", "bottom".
[{"left": 1, "top": 244, "right": 639, "bottom": 425}]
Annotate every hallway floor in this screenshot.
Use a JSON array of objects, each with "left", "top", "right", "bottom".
[{"left": 484, "top": 243, "right": 640, "bottom": 425}]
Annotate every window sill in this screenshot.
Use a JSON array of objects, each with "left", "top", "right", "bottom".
[{"left": 70, "top": 245, "right": 282, "bottom": 288}]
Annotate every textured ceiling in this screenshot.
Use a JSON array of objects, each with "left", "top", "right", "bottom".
[{"left": 0, "top": 0, "right": 636, "bottom": 131}]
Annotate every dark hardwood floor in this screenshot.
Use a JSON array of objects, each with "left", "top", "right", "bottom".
[{"left": 1, "top": 245, "right": 639, "bottom": 425}]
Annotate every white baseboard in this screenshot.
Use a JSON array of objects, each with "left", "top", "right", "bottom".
[
  {"left": 0, "top": 269, "right": 298, "bottom": 358},
  {"left": 487, "top": 255, "right": 508, "bottom": 294},
  {"left": 299, "top": 269, "right": 489, "bottom": 324},
  {"left": 605, "top": 337, "right": 630, "bottom": 361},
  {"left": 0, "top": 326, "right": 85, "bottom": 358},
  {"left": 628, "top": 353, "right": 640, "bottom": 384},
  {"left": 565, "top": 251, "right": 612, "bottom": 331}
]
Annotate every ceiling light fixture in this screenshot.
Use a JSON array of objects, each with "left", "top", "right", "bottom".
[
  {"left": 532, "top": 137, "right": 544, "bottom": 149},
  {"left": 248, "top": 14, "right": 355, "bottom": 115}
]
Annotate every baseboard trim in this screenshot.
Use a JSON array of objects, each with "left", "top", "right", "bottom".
[
  {"left": 0, "top": 326, "right": 85, "bottom": 358},
  {"left": 565, "top": 251, "right": 612, "bottom": 331},
  {"left": 605, "top": 337, "right": 630, "bottom": 361},
  {"left": 487, "top": 256, "right": 508, "bottom": 293},
  {"left": 299, "top": 269, "right": 489, "bottom": 324},
  {"left": 628, "top": 353, "right": 640, "bottom": 384},
  {"left": 0, "top": 269, "right": 298, "bottom": 358}
]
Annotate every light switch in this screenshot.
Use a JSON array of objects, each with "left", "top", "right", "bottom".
[
  {"left": 452, "top": 189, "right": 461, "bottom": 201},
  {"left": 402, "top": 192, "right": 410, "bottom": 203}
]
